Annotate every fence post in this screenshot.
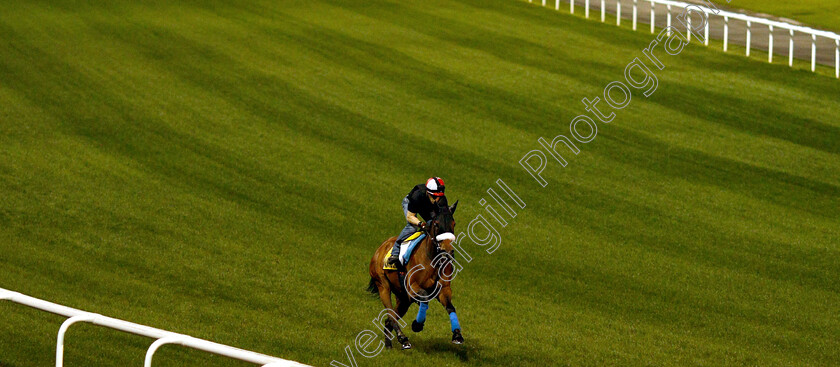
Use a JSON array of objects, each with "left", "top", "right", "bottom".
[
  {"left": 723, "top": 16, "right": 728, "bottom": 51},
  {"left": 704, "top": 16, "right": 709, "bottom": 46},
  {"left": 616, "top": 1, "right": 621, "bottom": 25},
  {"left": 811, "top": 34, "right": 816, "bottom": 72},
  {"left": 586, "top": 0, "right": 590, "bottom": 18},
  {"left": 56, "top": 314, "right": 99, "bottom": 367},
  {"left": 601, "top": 0, "right": 605, "bottom": 22},
  {"left": 650, "top": 1, "right": 655, "bottom": 33},
  {"left": 836, "top": 39, "right": 839, "bottom": 78},
  {"left": 686, "top": 14, "right": 691, "bottom": 41},
  {"left": 542, "top": 0, "right": 546, "bottom": 7},
  {"left": 570, "top": 0, "right": 574, "bottom": 13},
  {"left": 768, "top": 25, "right": 773, "bottom": 63},
  {"left": 666, "top": 5, "right": 671, "bottom": 36},
  {"left": 145, "top": 336, "right": 187, "bottom": 367},
  {"left": 746, "top": 21, "right": 751, "bottom": 56},
  {"left": 556, "top": 0, "right": 560, "bottom": 10},
  {"left": 789, "top": 29, "right": 794, "bottom": 66},
  {"left": 633, "top": 0, "right": 637, "bottom": 30}
]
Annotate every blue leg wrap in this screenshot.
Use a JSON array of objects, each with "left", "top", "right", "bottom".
[
  {"left": 416, "top": 302, "right": 428, "bottom": 324},
  {"left": 449, "top": 312, "right": 461, "bottom": 332}
]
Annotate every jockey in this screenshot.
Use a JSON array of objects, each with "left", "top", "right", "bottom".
[{"left": 387, "top": 177, "right": 448, "bottom": 267}]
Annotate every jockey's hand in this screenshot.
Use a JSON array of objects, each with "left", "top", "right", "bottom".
[{"left": 418, "top": 221, "right": 427, "bottom": 231}]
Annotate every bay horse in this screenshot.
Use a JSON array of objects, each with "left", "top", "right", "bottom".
[{"left": 367, "top": 201, "right": 463, "bottom": 349}]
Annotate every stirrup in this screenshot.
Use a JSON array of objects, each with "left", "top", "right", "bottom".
[{"left": 383, "top": 254, "right": 400, "bottom": 270}]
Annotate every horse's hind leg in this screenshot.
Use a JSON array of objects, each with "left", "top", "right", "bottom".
[
  {"left": 383, "top": 324, "right": 393, "bottom": 349},
  {"left": 377, "top": 285, "right": 411, "bottom": 349}
]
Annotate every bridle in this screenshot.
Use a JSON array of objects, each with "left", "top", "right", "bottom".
[
  {"left": 426, "top": 216, "right": 455, "bottom": 261},
  {"left": 420, "top": 202, "right": 456, "bottom": 264}
]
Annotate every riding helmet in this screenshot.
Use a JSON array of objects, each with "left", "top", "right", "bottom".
[{"left": 426, "top": 177, "right": 445, "bottom": 196}]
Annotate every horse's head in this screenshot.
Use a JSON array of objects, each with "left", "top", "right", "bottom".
[
  {"left": 428, "top": 200, "right": 459, "bottom": 284},
  {"left": 429, "top": 200, "right": 458, "bottom": 255}
]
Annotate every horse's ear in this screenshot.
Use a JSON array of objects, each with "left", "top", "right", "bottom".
[{"left": 449, "top": 200, "right": 458, "bottom": 214}]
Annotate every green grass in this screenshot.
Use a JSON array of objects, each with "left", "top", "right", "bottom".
[
  {"left": 1, "top": 0, "right": 839, "bottom": 366},
  {"left": 723, "top": 0, "right": 840, "bottom": 31}
]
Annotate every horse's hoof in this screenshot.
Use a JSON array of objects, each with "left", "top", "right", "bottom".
[
  {"left": 411, "top": 320, "right": 424, "bottom": 332},
  {"left": 451, "top": 329, "right": 464, "bottom": 345},
  {"left": 384, "top": 338, "right": 392, "bottom": 349},
  {"left": 398, "top": 335, "right": 412, "bottom": 350}
]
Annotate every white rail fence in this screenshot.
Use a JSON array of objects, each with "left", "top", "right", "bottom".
[
  {"left": 0, "top": 288, "right": 312, "bottom": 367},
  {"left": 530, "top": 0, "right": 840, "bottom": 78}
]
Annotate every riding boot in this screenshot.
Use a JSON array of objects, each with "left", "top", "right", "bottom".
[{"left": 387, "top": 241, "right": 402, "bottom": 266}]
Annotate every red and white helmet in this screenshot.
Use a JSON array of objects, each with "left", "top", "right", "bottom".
[{"left": 425, "top": 177, "right": 445, "bottom": 196}]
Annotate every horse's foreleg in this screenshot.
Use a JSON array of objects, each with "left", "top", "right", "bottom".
[
  {"left": 411, "top": 302, "right": 428, "bottom": 332},
  {"left": 395, "top": 296, "right": 411, "bottom": 319},
  {"left": 437, "top": 286, "right": 463, "bottom": 344}
]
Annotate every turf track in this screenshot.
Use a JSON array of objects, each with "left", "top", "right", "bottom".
[{"left": 0, "top": 0, "right": 839, "bottom": 366}]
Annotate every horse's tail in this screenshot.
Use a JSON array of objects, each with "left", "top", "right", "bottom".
[{"left": 366, "top": 276, "right": 379, "bottom": 297}]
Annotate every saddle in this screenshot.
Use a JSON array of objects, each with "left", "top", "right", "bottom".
[{"left": 382, "top": 231, "right": 426, "bottom": 271}]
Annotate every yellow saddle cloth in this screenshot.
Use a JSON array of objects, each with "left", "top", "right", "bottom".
[{"left": 383, "top": 231, "right": 424, "bottom": 270}]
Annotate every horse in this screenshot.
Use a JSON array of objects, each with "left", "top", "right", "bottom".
[{"left": 367, "top": 200, "right": 463, "bottom": 349}]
